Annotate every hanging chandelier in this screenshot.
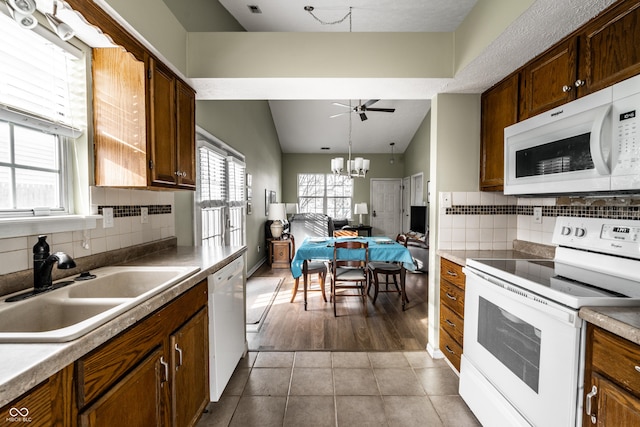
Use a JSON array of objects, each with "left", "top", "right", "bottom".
[
  {"left": 309, "top": 6, "right": 370, "bottom": 178},
  {"left": 330, "top": 100, "right": 370, "bottom": 178}
]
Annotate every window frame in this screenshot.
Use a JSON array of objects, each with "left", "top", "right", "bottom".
[{"left": 297, "top": 173, "right": 353, "bottom": 219}]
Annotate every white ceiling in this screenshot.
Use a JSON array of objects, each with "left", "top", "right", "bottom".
[
  {"left": 217, "top": 0, "right": 478, "bottom": 32},
  {"left": 173, "top": 0, "right": 617, "bottom": 154}
]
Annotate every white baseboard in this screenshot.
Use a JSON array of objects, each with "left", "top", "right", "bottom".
[
  {"left": 247, "top": 257, "right": 267, "bottom": 277},
  {"left": 427, "top": 342, "right": 444, "bottom": 359}
]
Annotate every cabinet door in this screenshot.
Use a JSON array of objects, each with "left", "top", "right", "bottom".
[
  {"left": 93, "top": 48, "right": 147, "bottom": 187},
  {"left": 176, "top": 80, "right": 196, "bottom": 189},
  {"left": 588, "top": 373, "right": 640, "bottom": 426},
  {"left": 519, "top": 38, "right": 578, "bottom": 119},
  {"left": 149, "top": 58, "right": 177, "bottom": 187},
  {"left": 480, "top": 74, "right": 519, "bottom": 191},
  {"left": 79, "top": 347, "right": 165, "bottom": 427},
  {"left": 577, "top": 0, "right": 640, "bottom": 96},
  {"left": 171, "top": 308, "right": 209, "bottom": 427}
]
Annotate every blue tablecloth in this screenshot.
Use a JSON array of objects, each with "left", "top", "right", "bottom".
[{"left": 291, "top": 237, "right": 416, "bottom": 278}]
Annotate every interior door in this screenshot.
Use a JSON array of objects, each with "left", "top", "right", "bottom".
[
  {"left": 402, "top": 177, "right": 410, "bottom": 232},
  {"left": 370, "top": 179, "right": 402, "bottom": 238}
]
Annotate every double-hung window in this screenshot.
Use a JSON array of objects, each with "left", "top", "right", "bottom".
[
  {"left": 298, "top": 173, "right": 353, "bottom": 219},
  {"left": 0, "top": 11, "right": 85, "bottom": 216},
  {"left": 196, "top": 132, "right": 246, "bottom": 247}
]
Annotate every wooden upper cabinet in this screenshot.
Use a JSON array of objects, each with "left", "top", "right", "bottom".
[
  {"left": 148, "top": 58, "right": 196, "bottom": 190},
  {"left": 149, "top": 58, "right": 178, "bottom": 187},
  {"left": 577, "top": 0, "right": 640, "bottom": 96},
  {"left": 480, "top": 74, "right": 519, "bottom": 191},
  {"left": 93, "top": 48, "right": 147, "bottom": 187},
  {"left": 519, "top": 39, "right": 578, "bottom": 120},
  {"left": 176, "top": 81, "right": 197, "bottom": 189}
]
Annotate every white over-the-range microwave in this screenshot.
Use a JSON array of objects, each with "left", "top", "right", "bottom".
[{"left": 504, "top": 73, "right": 640, "bottom": 195}]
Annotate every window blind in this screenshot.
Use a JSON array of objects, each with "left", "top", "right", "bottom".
[
  {"left": 227, "top": 156, "right": 246, "bottom": 207},
  {"left": 0, "top": 12, "right": 82, "bottom": 137},
  {"left": 198, "top": 145, "right": 226, "bottom": 208}
]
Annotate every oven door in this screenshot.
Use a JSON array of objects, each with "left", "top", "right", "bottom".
[{"left": 460, "top": 267, "right": 582, "bottom": 427}]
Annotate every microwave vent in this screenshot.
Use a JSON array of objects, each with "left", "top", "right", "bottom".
[{"left": 537, "top": 157, "right": 570, "bottom": 175}]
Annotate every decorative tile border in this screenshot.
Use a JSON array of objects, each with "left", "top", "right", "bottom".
[
  {"left": 97, "top": 205, "right": 172, "bottom": 218},
  {"left": 446, "top": 205, "right": 640, "bottom": 220}
]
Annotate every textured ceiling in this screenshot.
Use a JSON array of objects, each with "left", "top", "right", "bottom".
[
  {"left": 217, "top": 0, "right": 478, "bottom": 32},
  {"left": 165, "top": 0, "right": 618, "bottom": 154}
]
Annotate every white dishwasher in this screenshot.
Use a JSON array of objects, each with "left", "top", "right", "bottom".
[{"left": 208, "top": 254, "right": 246, "bottom": 401}]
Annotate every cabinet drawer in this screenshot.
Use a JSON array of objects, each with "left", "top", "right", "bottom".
[
  {"left": 592, "top": 326, "right": 640, "bottom": 396},
  {"left": 440, "top": 303, "right": 464, "bottom": 345},
  {"left": 440, "top": 258, "right": 465, "bottom": 289},
  {"left": 440, "top": 279, "right": 465, "bottom": 317},
  {"left": 440, "top": 327, "right": 462, "bottom": 372}
]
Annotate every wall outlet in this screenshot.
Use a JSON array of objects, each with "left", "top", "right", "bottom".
[
  {"left": 533, "top": 206, "right": 543, "bottom": 224},
  {"left": 103, "top": 207, "right": 114, "bottom": 228},
  {"left": 140, "top": 207, "right": 149, "bottom": 224},
  {"left": 441, "top": 192, "right": 452, "bottom": 208}
]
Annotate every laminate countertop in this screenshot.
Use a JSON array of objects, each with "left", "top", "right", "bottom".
[
  {"left": 0, "top": 245, "right": 246, "bottom": 407},
  {"left": 580, "top": 307, "right": 640, "bottom": 346}
]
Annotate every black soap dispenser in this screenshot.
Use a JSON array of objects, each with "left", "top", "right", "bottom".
[{"left": 33, "top": 235, "right": 50, "bottom": 287}]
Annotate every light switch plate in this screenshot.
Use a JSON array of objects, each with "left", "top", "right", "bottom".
[
  {"left": 533, "top": 206, "right": 542, "bottom": 224},
  {"left": 103, "top": 207, "right": 114, "bottom": 228},
  {"left": 140, "top": 207, "right": 149, "bottom": 224}
]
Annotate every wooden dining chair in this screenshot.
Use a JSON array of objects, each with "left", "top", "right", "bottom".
[
  {"left": 333, "top": 229, "right": 358, "bottom": 237},
  {"left": 290, "top": 260, "right": 328, "bottom": 310},
  {"left": 331, "top": 240, "right": 368, "bottom": 317},
  {"left": 367, "top": 235, "right": 409, "bottom": 305}
]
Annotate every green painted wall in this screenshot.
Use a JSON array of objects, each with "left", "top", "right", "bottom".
[
  {"left": 195, "top": 100, "right": 282, "bottom": 271},
  {"left": 403, "top": 111, "right": 431, "bottom": 203},
  {"left": 161, "top": 0, "right": 244, "bottom": 32}
]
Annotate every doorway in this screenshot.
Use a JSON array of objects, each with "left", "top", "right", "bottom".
[{"left": 370, "top": 178, "right": 402, "bottom": 238}]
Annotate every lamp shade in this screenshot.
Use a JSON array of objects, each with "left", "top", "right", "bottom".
[
  {"left": 354, "top": 203, "right": 368, "bottom": 215},
  {"left": 285, "top": 203, "right": 299, "bottom": 215},
  {"left": 267, "top": 203, "right": 286, "bottom": 221}
]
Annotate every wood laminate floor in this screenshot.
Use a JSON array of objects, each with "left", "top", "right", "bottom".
[{"left": 247, "top": 263, "right": 430, "bottom": 352}]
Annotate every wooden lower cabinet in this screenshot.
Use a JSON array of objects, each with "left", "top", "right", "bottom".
[
  {"left": 76, "top": 280, "right": 209, "bottom": 427},
  {"left": 0, "top": 365, "right": 74, "bottom": 427},
  {"left": 79, "top": 347, "right": 165, "bottom": 427},
  {"left": 171, "top": 308, "right": 209, "bottom": 427},
  {"left": 439, "top": 258, "right": 466, "bottom": 371},
  {"left": 584, "top": 324, "right": 640, "bottom": 426}
]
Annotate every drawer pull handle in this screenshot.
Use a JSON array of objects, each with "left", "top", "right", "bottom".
[
  {"left": 585, "top": 385, "right": 597, "bottom": 424},
  {"left": 446, "top": 270, "right": 458, "bottom": 277},
  {"left": 445, "top": 292, "right": 457, "bottom": 301},
  {"left": 444, "top": 345, "right": 455, "bottom": 354},
  {"left": 445, "top": 319, "right": 456, "bottom": 328},
  {"left": 635, "top": 366, "right": 640, "bottom": 373}
]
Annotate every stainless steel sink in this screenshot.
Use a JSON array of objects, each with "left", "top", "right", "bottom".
[{"left": 0, "top": 265, "right": 199, "bottom": 342}]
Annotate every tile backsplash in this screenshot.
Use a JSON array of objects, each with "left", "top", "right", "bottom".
[
  {"left": 438, "top": 192, "right": 640, "bottom": 250},
  {"left": 0, "top": 187, "right": 175, "bottom": 276}
]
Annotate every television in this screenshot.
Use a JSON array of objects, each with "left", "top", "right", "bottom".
[{"left": 410, "top": 206, "right": 427, "bottom": 234}]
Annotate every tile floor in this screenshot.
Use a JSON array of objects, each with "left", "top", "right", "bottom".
[{"left": 196, "top": 351, "right": 480, "bottom": 427}]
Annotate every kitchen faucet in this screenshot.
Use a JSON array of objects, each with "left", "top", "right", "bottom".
[{"left": 33, "top": 235, "right": 76, "bottom": 292}]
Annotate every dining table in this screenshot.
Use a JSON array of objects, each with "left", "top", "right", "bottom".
[{"left": 290, "top": 236, "right": 416, "bottom": 311}]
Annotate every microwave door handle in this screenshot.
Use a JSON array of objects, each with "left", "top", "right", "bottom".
[{"left": 590, "top": 104, "right": 612, "bottom": 175}]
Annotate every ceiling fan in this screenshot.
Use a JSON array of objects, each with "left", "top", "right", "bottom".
[{"left": 330, "top": 99, "right": 396, "bottom": 121}]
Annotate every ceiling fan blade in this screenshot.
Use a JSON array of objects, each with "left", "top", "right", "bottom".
[
  {"left": 359, "top": 112, "right": 368, "bottom": 121},
  {"left": 332, "top": 102, "right": 352, "bottom": 109},
  {"left": 362, "top": 99, "right": 379, "bottom": 108},
  {"left": 329, "top": 112, "right": 350, "bottom": 118},
  {"left": 365, "top": 107, "right": 396, "bottom": 113}
]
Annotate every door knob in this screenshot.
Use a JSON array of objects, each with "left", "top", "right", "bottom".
[{"left": 372, "top": 210, "right": 377, "bottom": 217}]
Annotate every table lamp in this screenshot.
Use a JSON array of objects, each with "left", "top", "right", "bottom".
[
  {"left": 268, "top": 203, "right": 287, "bottom": 239},
  {"left": 354, "top": 202, "right": 368, "bottom": 226}
]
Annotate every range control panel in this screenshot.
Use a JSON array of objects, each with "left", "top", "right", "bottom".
[{"left": 553, "top": 217, "right": 640, "bottom": 259}]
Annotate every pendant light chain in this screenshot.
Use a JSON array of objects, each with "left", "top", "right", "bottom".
[{"left": 304, "top": 6, "right": 352, "bottom": 27}]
